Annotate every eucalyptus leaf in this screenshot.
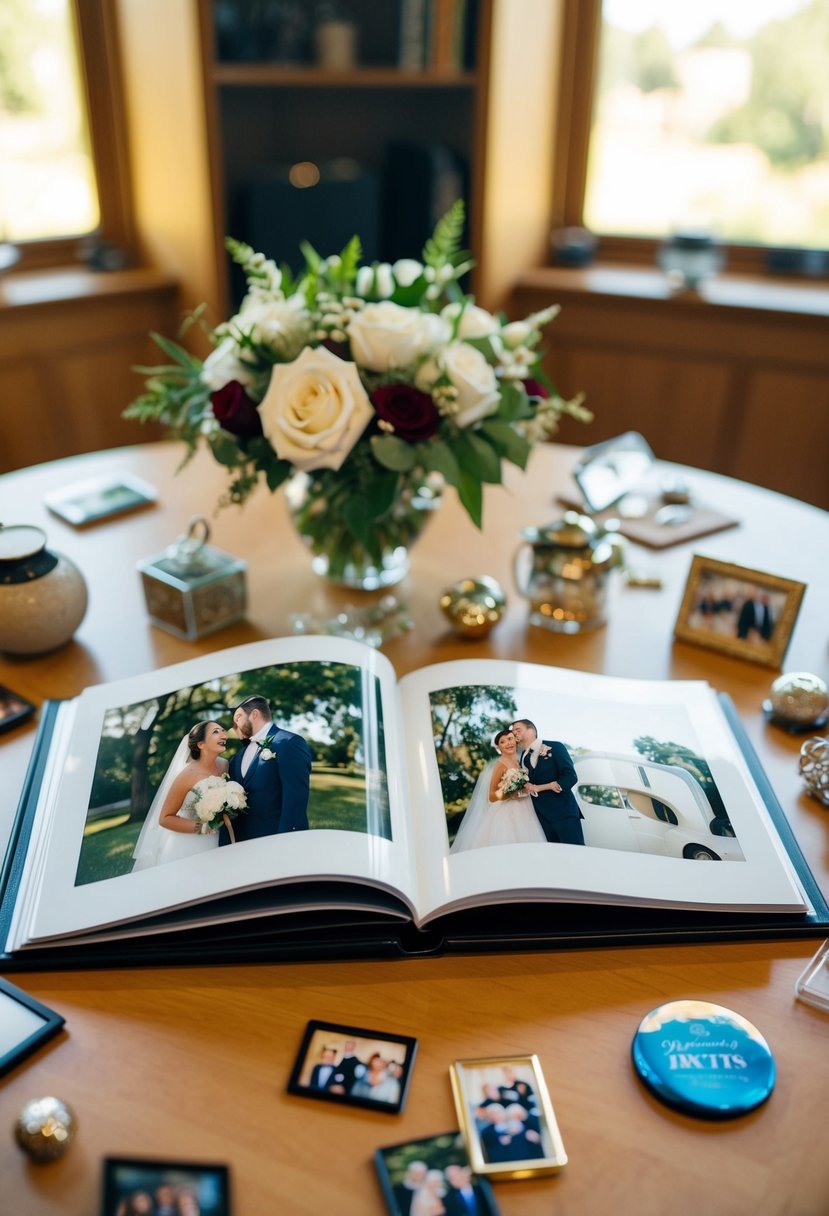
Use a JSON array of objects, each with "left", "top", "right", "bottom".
[
  {"left": 371, "top": 434, "right": 417, "bottom": 472},
  {"left": 455, "top": 429, "right": 502, "bottom": 484},
  {"left": 457, "top": 470, "right": 483, "bottom": 529}
]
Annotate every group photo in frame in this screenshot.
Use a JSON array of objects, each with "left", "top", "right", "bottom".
[
  {"left": 101, "top": 1156, "right": 230, "bottom": 1216},
  {"left": 374, "top": 1130, "right": 501, "bottom": 1215},
  {"left": 449, "top": 1055, "right": 567, "bottom": 1179},
  {"left": 287, "top": 1019, "right": 417, "bottom": 1114},
  {"left": 673, "top": 554, "right": 806, "bottom": 668}
]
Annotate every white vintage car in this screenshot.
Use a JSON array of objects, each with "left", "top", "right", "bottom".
[{"left": 573, "top": 752, "right": 745, "bottom": 862}]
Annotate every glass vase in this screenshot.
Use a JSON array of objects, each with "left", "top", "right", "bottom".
[{"left": 284, "top": 470, "right": 442, "bottom": 590}]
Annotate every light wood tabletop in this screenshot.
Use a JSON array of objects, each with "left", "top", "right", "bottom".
[{"left": 1, "top": 441, "right": 827, "bottom": 1216}]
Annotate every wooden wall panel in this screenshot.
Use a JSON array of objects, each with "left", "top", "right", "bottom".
[
  {"left": 548, "top": 345, "right": 730, "bottom": 473},
  {"left": 512, "top": 268, "right": 829, "bottom": 510},
  {"left": 0, "top": 270, "right": 178, "bottom": 472},
  {"left": 733, "top": 371, "right": 829, "bottom": 506}
]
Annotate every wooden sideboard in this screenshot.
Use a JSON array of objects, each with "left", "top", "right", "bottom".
[
  {"left": 513, "top": 265, "right": 829, "bottom": 512},
  {"left": 0, "top": 268, "right": 176, "bottom": 473}
]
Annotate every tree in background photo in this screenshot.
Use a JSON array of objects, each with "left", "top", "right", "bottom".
[{"left": 430, "top": 684, "right": 518, "bottom": 842}]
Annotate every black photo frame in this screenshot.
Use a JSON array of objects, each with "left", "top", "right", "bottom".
[
  {"left": 101, "top": 1156, "right": 231, "bottom": 1216},
  {"left": 287, "top": 1019, "right": 417, "bottom": 1114},
  {"left": 0, "top": 976, "right": 64, "bottom": 1077},
  {"left": 375, "top": 1130, "right": 501, "bottom": 1215}
]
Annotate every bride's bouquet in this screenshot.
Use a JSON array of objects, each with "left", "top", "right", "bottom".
[
  {"left": 192, "top": 775, "right": 248, "bottom": 836},
  {"left": 497, "top": 769, "right": 529, "bottom": 800}
]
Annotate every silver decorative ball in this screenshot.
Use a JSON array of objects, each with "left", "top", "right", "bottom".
[
  {"left": 769, "top": 672, "right": 829, "bottom": 726},
  {"left": 14, "top": 1096, "right": 77, "bottom": 1162},
  {"left": 800, "top": 736, "right": 829, "bottom": 808},
  {"left": 440, "top": 576, "right": 507, "bottom": 639}
]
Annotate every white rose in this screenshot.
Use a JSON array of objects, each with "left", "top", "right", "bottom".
[
  {"left": 355, "top": 263, "right": 394, "bottom": 299},
  {"left": 201, "top": 337, "right": 255, "bottom": 391},
  {"left": 347, "top": 301, "right": 450, "bottom": 372},
  {"left": 258, "top": 345, "right": 373, "bottom": 472},
  {"left": 235, "top": 293, "right": 311, "bottom": 359},
  {"left": 423, "top": 341, "right": 501, "bottom": 428},
  {"left": 443, "top": 302, "right": 500, "bottom": 339},
  {"left": 500, "top": 320, "right": 533, "bottom": 349},
  {"left": 392, "top": 258, "right": 423, "bottom": 287}
]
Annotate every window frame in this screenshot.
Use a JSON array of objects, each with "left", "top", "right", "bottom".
[
  {"left": 8, "top": 0, "right": 135, "bottom": 272},
  {"left": 552, "top": 0, "right": 820, "bottom": 276}
]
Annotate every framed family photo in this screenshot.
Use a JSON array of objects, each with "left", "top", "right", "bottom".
[
  {"left": 375, "top": 1131, "right": 501, "bottom": 1215},
  {"left": 674, "top": 555, "right": 806, "bottom": 668},
  {"left": 101, "top": 1156, "right": 230, "bottom": 1216},
  {"left": 450, "top": 1055, "right": 567, "bottom": 1180},
  {"left": 287, "top": 1019, "right": 417, "bottom": 1114}
]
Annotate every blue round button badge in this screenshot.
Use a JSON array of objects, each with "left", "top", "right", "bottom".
[{"left": 632, "top": 1000, "right": 775, "bottom": 1118}]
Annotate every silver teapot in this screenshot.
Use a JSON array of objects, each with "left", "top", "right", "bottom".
[{"left": 514, "top": 511, "right": 624, "bottom": 633}]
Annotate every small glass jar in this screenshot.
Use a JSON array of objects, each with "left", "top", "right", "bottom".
[{"left": 657, "top": 231, "right": 724, "bottom": 292}]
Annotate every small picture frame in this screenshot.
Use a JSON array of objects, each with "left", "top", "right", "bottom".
[
  {"left": 0, "top": 683, "right": 36, "bottom": 734},
  {"left": 101, "top": 1156, "right": 230, "bottom": 1216},
  {"left": 450, "top": 1055, "right": 567, "bottom": 1180},
  {"left": 0, "top": 977, "right": 65, "bottom": 1078},
  {"left": 673, "top": 554, "right": 806, "bottom": 668},
  {"left": 287, "top": 1019, "right": 417, "bottom": 1114},
  {"left": 44, "top": 471, "right": 158, "bottom": 527},
  {"left": 375, "top": 1130, "right": 501, "bottom": 1215}
]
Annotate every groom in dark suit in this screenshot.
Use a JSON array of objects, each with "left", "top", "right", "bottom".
[
  {"left": 220, "top": 694, "right": 312, "bottom": 843},
  {"left": 511, "top": 718, "right": 584, "bottom": 846}
]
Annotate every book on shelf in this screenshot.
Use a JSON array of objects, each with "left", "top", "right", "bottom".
[{"left": 1, "top": 636, "right": 826, "bottom": 971}]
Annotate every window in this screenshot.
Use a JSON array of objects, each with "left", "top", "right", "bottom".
[
  {"left": 556, "top": 0, "right": 829, "bottom": 266},
  {"left": 0, "top": 0, "right": 133, "bottom": 269}
]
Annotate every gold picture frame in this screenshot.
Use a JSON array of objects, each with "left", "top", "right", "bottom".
[
  {"left": 449, "top": 1054, "right": 567, "bottom": 1180},
  {"left": 673, "top": 555, "right": 806, "bottom": 668}
]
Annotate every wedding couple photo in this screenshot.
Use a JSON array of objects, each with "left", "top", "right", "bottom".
[
  {"left": 432, "top": 682, "right": 745, "bottom": 864},
  {"left": 75, "top": 659, "right": 391, "bottom": 886}
]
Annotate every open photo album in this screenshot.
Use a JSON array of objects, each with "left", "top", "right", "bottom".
[{"left": 1, "top": 635, "right": 826, "bottom": 970}]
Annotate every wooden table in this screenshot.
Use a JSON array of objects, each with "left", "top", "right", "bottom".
[{"left": 1, "top": 442, "right": 827, "bottom": 1216}]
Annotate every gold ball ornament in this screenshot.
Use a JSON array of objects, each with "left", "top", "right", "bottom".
[
  {"left": 14, "top": 1096, "right": 77, "bottom": 1162},
  {"left": 800, "top": 736, "right": 829, "bottom": 808},
  {"left": 766, "top": 672, "right": 829, "bottom": 730},
  {"left": 440, "top": 576, "right": 507, "bottom": 639}
]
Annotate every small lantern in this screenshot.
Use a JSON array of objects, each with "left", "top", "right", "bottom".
[{"left": 138, "top": 516, "right": 247, "bottom": 640}]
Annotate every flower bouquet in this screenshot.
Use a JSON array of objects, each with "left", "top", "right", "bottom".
[
  {"left": 127, "top": 202, "right": 589, "bottom": 588},
  {"left": 497, "top": 768, "right": 530, "bottom": 800},
  {"left": 192, "top": 775, "right": 247, "bottom": 840}
]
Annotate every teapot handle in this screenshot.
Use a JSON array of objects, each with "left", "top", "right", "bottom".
[{"left": 513, "top": 542, "right": 533, "bottom": 596}]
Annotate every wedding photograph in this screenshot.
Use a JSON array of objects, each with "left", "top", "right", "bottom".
[
  {"left": 101, "top": 1156, "right": 230, "bottom": 1216},
  {"left": 74, "top": 659, "right": 391, "bottom": 886},
  {"left": 674, "top": 555, "right": 806, "bottom": 668},
  {"left": 450, "top": 1055, "right": 567, "bottom": 1179},
  {"left": 431, "top": 683, "right": 745, "bottom": 862},
  {"left": 375, "top": 1131, "right": 500, "bottom": 1216},
  {"left": 288, "top": 1019, "right": 417, "bottom": 1114}
]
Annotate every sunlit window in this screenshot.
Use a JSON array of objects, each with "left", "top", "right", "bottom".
[
  {"left": 0, "top": 0, "right": 99, "bottom": 243},
  {"left": 583, "top": 0, "right": 829, "bottom": 249}
]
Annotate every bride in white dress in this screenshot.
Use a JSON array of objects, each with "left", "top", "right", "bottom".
[
  {"left": 132, "top": 720, "right": 229, "bottom": 871},
  {"left": 450, "top": 728, "right": 547, "bottom": 853}
]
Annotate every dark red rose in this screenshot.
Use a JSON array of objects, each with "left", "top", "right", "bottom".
[
  {"left": 522, "top": 378, "right": 549, "bottom": 399},
  {"left": 370, "top": 384, "right": 440, "bottom": 443},
  {"left": 211, "top": 380, "right": 263, "bottom": 437}
]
